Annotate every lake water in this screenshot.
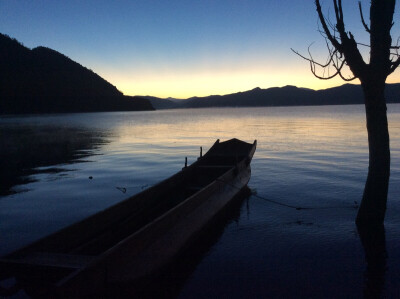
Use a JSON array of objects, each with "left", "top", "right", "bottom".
[{"left": 1, "top": 105, "right": 400, "bottom": 298}]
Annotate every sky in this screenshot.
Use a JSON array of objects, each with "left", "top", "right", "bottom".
[{"left": 1, "top": 0, "right": 400, "bottom": 98}]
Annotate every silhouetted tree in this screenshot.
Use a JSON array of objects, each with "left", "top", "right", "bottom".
[{"left": 293, "top": 1, "right": 399, "bottom": 225}]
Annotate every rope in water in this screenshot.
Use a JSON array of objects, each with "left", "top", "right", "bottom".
[
  {"left": 217, "top": 178, "right": 359, "bottom": 211},
  {"left": 98, "top": 176, "right": 358, "bottom": 211}
]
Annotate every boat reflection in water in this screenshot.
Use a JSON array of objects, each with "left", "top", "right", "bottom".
[{"left": 112, "top": 187, "right": 251, "bottom": 298}]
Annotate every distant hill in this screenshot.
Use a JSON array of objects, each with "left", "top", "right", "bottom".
[
  {"left": 133, "top": 96, "right": 184, "bottom": 109},
  {"left": 136, "top": 96, "right": 177, "bottom": 109},
  {"left": 0, "top": 33, "right": 153, "bottom": 114},
  {"left": 145, "top": 84, "right": 400, "bottom": 109}
]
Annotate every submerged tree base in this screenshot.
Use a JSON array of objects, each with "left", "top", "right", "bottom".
[{"left": 357, "top": 222, "right": 387, "bottom": 298}]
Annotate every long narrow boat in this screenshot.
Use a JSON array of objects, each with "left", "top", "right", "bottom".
[{"left": 0, "top": 138, "right": 256, "bottom": 297}]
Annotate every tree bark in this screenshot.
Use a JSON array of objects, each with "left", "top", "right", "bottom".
[{"left": 356, "top": 81, "right": 390, "bottom": 225}]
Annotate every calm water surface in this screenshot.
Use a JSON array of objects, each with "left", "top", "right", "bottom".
[{"left": 1, "top": 105, "right": 400, "bottom": 298}]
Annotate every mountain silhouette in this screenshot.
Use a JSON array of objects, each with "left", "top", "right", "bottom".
[
  {"left": 0, "top": 33, "right": 153, "bottom": 114},
  {"left": 3, "top": 33, "right": 398, "bottom": 113},
  {"left": 144, "top": 84, "right": 400, "bottom": 109}
]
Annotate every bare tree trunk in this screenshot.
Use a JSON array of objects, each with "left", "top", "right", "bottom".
[
  {"left": 356, "top": 81, "right": 390, "bottom": 225},
  {"left": 296, "top": 0, "right": 397, "bottom": 224}
]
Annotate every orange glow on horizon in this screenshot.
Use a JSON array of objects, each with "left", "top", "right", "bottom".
[{"left": 98, "top": 64, "right": 400, "bottom": 99}]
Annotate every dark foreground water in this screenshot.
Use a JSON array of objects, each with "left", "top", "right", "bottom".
[{"left": 0, "top": 105, "right": 399, "bottom": 298}]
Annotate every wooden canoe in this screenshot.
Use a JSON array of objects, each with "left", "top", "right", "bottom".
[{"left": 0, "top": 138, "right": 256, "bottom": 297}]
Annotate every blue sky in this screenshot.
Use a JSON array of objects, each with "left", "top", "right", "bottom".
[{"left": 1, "top": 0, "right": 400, "bottom": 98}]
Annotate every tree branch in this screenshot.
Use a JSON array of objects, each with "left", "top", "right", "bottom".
[
  {"left": 358, "top": 1, "right": 370, "bottom": 33},
  {"left": 333, "top": 0, "right": 346, "bottom": 35},
  {"left": 291, "top": 47, "right": 336, "bottom": 69},
  {"left": 334, "top": 61, "right": 357, "bottom": 81},
  {"left": 315, "top": 0, "right": 367, "bottom": 79},
  {"left": 388, "top": 57, "right": 400, "bottom": 75},
  {"left": 291, "top": 46, "right": 356, "bottom": 81},
  {"left": 315, "top": 0, "right": 342, "bottom": 51}
]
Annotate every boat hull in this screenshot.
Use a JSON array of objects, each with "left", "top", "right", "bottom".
[{"left": 0, "top": 138, "right": 256, "bottom": 297}]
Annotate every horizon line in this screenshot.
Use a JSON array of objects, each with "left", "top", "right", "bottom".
[{"left": 127, "top": 82, "right": 365, "bottom": 100}]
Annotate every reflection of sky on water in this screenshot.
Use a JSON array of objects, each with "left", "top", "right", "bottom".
[{"left": 0, "top": 105, "right": 400, "bottom": 297}]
